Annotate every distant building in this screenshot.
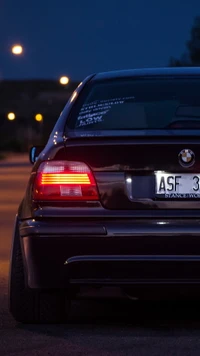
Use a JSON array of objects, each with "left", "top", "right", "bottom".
[
  {"left": 0, "top": 80, "right": 79, "bottom": 151},
  {"left": 0, "top": 79, "right": 79, "bottom": 118}
]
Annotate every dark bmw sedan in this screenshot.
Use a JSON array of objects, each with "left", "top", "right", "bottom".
[{"left": 9, "top": 67, "right": 200, "bottom": 323}]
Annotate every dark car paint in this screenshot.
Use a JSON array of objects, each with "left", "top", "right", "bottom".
[
  {"left": 15, "top": 68, "right": 200, "bottom": 296},
  {"left": 20, "top": 218, "right": 200, "bottom": 289},
  {"left": 93, "top": 67, "right": 200, "bottom": 80}
]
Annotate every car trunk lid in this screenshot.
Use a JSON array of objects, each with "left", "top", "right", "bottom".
[{"left": 64, "top": 130, "right": 200, "bottom": 209}]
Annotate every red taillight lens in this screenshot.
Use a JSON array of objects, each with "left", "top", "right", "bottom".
[{"left": 33, "top": 161, "right": 99, "bottom": 201}]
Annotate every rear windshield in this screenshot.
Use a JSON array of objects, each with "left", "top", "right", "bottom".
[{"left": 67, "top": 78, "right": 200, "bottom": 130}]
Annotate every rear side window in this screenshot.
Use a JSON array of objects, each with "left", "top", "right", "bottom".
[{"left": 67, "top": 78, "right": 200, "bottom": 130}]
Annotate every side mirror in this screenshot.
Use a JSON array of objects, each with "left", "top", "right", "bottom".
[{"left": 29, "top": 146, "right": 44, "bottom": 164}]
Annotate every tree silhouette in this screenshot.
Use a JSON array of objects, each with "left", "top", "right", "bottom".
[{"left": 169, "top": 16, "right": 200, "bottom": 67}]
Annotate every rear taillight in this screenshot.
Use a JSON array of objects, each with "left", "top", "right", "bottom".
[{"left": 33, "top": 161, "right": 99, "bottom": 201}]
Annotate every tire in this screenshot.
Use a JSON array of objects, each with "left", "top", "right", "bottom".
[{"left": 9, "top": 218, "right": 70, "bottom": 323}]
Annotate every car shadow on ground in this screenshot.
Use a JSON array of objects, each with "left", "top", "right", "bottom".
[{"left": 17, "top": 299, "right": 200, "bottom": 337}]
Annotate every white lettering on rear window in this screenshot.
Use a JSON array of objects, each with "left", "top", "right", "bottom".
[{"left": 76, "top": 96, "right": 135, "bottom": 127}]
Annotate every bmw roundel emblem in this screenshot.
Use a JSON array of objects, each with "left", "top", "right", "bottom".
[{"left": 178, "top": 149, "right": 195, "bottom": 167}]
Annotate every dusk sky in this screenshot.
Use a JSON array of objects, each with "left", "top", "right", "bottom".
[{"left": 1, "top": 0, "right": 200, "bottom": 81}]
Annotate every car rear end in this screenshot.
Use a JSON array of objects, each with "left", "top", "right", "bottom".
[{"left": 19, "top": 70, "right": 200, "bottom": 300}]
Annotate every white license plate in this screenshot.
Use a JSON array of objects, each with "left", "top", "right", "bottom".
[{"left": 155, "top": 172, "right": 200, "bottom": 198}]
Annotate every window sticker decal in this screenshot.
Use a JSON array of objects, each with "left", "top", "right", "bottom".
[{"left": 76, "top": 96, "right": 135, "bottom": 127}]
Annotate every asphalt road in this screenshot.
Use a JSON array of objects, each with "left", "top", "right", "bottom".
[{"left": 1, "top": 155, "right": 200, "bottom": 355}]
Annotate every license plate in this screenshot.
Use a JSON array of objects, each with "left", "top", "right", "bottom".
[{"left": 155, "top": 172, "right": 200, "bottom": 198}]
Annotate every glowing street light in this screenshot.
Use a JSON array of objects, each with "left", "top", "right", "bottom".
[
  {"left": 11, "top": 44, "right": 23, "bottom": 55},
  {"left": 59, "top": 76, "right": 69, "bottom": 85},
  {"left": 35, "top": 113, "right": 43, "bottom": 122},
  {"left": 7, "top": 112, "right": 16, "bottom": 121}
]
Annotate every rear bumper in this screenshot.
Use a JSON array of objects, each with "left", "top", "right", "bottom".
[{"left": 19, "top": 218, "right": 200, "bottom": 291}]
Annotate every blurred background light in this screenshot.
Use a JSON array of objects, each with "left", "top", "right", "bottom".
[
  {"left": 11, "top": 44, "right": 23, "bottom": 55},
  {"left": 35, "top": 113, "right": 43, "bottom": 122},
  {"left": 7, "top": 112, "right": 16, "bottom": 120},
  {"left": 59, "top": 76, "right": 69, "bottom": 85}
]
